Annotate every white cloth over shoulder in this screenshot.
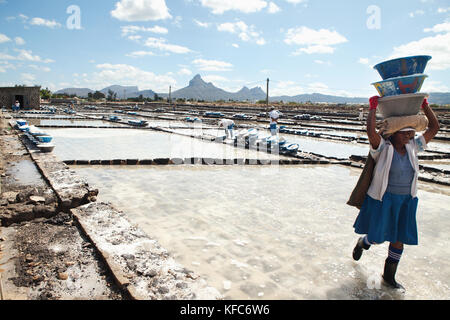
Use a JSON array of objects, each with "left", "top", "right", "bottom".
[
  {"left": 219, "top": 119, "right": 234, "bottom": 127},
  {"left": 367, "top": 134, "right": 427, "bottom": 201},
  {"left": 269, "top": 110, "right": 280, "bottom": 125}
]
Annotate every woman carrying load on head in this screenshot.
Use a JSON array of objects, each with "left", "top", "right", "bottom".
[{"left": 352, "top": 96, "right": 440, "bottom": 290}]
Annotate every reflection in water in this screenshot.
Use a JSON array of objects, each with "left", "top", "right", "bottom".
[
  {"left": 74, "top": 165, "right": 450, "bottom": 300},
  {"left": 44, "top": 128, "right": 289, "bottom": 161},
  {"left": 5, "top": 160, "right": 46, "bottom": 187},
  {"left": 28, "top": 119, "right": 127, "bottom": 127}
]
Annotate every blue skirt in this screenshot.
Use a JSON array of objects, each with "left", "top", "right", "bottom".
[{"left": 353, "top": 192, "right": 419, "bottom": 245}]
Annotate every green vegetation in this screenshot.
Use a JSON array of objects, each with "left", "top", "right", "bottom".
[
  {"left": 107, "top": 90, "right": 117, "bottom": 101},
  {"left": 86, "top": 91, "right": 105, "bottom": 100},
  {"left": 40, "top": 87, "right": 52, "bottom": 100}
]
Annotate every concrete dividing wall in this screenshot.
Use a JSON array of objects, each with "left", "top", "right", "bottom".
[{"left": 72, "top": 202, "right": 222, "bottom": 300}]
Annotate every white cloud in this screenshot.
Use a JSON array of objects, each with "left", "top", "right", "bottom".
[
  {"left": 121, "top": 25, "right": 168, "bottom": 36},
  {"left": 285, "top": 0, "right": 308, "bottom": 4},
  {"left": 232, "top": 43, "right": 239, "bottom": 48},
  {"left": 202, "top": 74, "right": 228, "bottom": 83},
  {"left": 194, "top": 19, "right": 210, "bottom": 28},
  {"left": 15, "top": 49, "right": 54, "bottom": 63},
  {"left": 0, "top": 49, "right": 54, "bottom": 63},
  {"left": 178, "top": 68, "right": 192, "bottom": 76},
  {"left": 126, "top": 50, "right": 155, "bottom": 58},
  {"left": 268, "top": 2, "right": 281, "bottom": 13},
  {"left": 21, "top": 73, "right": 36, "bottom": 82},
  {"left": 29, "top": 17, "right": 61, "bottom": 28},
  {"left": 284, "top": 26, "right": 348, "bottom": 54},
  {"left": 128, "top": 35, "right": 142, "bottom": 41},
  {"left": 217, "top": 21, "right": 266, "bottom": 45},
  {"left": 409, "top": 10, "right": 425, "bottom": 18},
  {"left": 28, "top": 64, "right": 51, "bottom": 72},
  {"left": 358, "top": 58, "right": 370, "bottom": 65},
  {"left": 172, "top": 16, "right": 182, "bottom": 28},
  {"left": 421, "top": 80, "right": 449, "bottom": 92},
  {"left": 18, "top": 14, "right": 28, "bottom": 21},
  {"left": 0, "top": 53, "right": 16, "bottom": 60},
  {"left": 14, "top": 37, "right": 25, "bottom": 45},
  {"left": 390, "top": 23, "right": 450, "bottom": 71},
  {"left": 201, "top": 75, "right": 243, "bottom": 92},
  {"left": 111, "top": 0, "right": 172, "bottom": 22},
  {"left": 0, "top": 33, "right": 11, "bottom": 43},
  {"left": 308, "top": 82, "right": 329, "bottom": 90},
  {"left": 200, "top": 0, "right": 268, "bottom": 14},
  {"left": 293, "top": 45, "right": 335, "bottom": 55},
  {"left": 314, "top": 59, "right": 331, "bottom": 65},
  {"left": 437, "top": 7, "right": 450, "bottom": 13},
  {"left": 90, "top": 63, "right": 175, "bottom": 92},
  {"left": 192, "top": 59, "right": 233, "bottom": 71},
  {"left": 424, "top": 22, "right": 450, "bottom": 33},
  {"left": 144, "top": 37, "right": 191, "bottom": 54},
  {"left": 0, "top": 60, "right": 15, "bottom": 67},
  {"left": 271, "top": 80, "right": 304, "bottom": 96},
  {"left": 271, "top": 80, "right": 354, "bottom": 97}
]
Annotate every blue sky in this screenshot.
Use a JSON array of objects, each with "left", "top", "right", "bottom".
[{"left": 0, "top": 0, "right": 449, "bottom": 97}]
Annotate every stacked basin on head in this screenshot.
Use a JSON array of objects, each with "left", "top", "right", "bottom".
[{"left": 371, "top": 55, "right": 431, "bottom": 119}]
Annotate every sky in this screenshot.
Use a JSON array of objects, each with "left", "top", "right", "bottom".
[{"left": 0, "top": 0, "right": 449, "bottom": 98}]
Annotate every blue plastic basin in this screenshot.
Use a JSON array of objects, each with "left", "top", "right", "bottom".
[
  {"left": 372, "top": 74, "right": 427, "bottom": 97},
  {"left": 373, "top": 55, "right": 432, "bottom": 80},
  {"left": 37, "top": 136, "right": 53, "bottom": 143}
]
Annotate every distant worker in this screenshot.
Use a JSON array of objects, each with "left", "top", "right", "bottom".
[
  {"left": 12, "top": 100, "right": 20, "bottom": 112},
  {"left": 269, "top": 106, "right": 280, "bottom": 136},
  {"left": 358, "top": 108, "right": 364, "bottom": 121},
  {"left": 218, "top": 119, "right": 235, "bottom": 140}
]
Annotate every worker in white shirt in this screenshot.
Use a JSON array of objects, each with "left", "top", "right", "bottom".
[
  {"left": 218, "top": 119, "right": 235, "bottom": 139},
  {"left": 358, "top": 108, "right": 364, "bottom": 121},
  {"left": 269, "top": 106, "right": 280, "bottom": 136}
]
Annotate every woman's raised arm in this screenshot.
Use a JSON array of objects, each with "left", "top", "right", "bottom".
[
  {"left": 421, "top": 98, "right": 440, "bottom": 144},
  {"left": 367, "top": 96, "right": 381, "bottom": 150}
]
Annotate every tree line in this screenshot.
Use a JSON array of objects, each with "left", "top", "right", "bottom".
[{"left": 40, "top": 88, "right": 165, "bottom": 102}]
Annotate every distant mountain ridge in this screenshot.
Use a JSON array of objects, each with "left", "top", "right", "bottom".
[
  {"left": 270, "top": 93, "right": 368, "bottom": 104},
  {"left": 54, "top": 88, "right": 94, "bottom": 97},
  {"left": 54, "top": 75, "right": 450, "bottom": 104},
  {"left": 166, "top": 74, "right": 267, "bottom": 102},
  {"left": 55, "top": 85, "right": 155, "bottom": 99}
]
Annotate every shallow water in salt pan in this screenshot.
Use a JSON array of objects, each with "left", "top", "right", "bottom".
[
  {"left": 74, "top": 165, "right": 450, "bottom": 300},
  {"left": 44, "top": 128, "right": 287, "bottom": 161},
  {"left": 5, "top": 160, "right": 46, "bottom": 187}
]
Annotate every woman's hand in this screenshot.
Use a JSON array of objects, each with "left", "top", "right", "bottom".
[{"left": 369, "top": 96, "right": 379, "bottom": 110}]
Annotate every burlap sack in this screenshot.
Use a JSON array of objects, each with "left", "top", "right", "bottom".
[
  {"left": 377, "top": 115, "right": 428, "bottom": 137},
  {"left": 347, "top": 153, "right": 375, "bottom": 209}
]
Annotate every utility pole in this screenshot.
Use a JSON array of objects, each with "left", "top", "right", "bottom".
[
  {"left": 169, "top": 86, "right": 173, "bottom": 111},
  {"left": 266, "top": 78, "right": 269, "bottom": 108}
]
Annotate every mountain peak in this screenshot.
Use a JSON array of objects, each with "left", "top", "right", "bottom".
[{"left": 189, "top": 74, "right": 206, "bottom": 86}]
